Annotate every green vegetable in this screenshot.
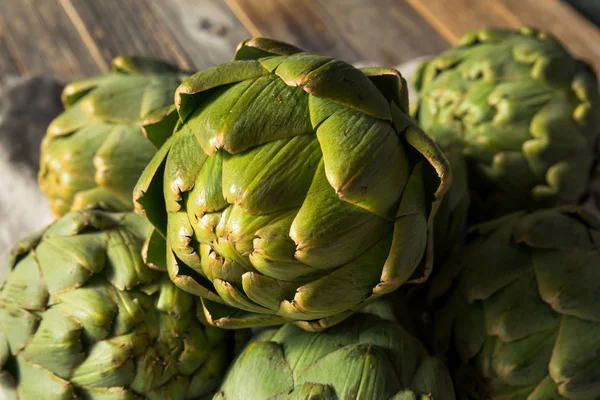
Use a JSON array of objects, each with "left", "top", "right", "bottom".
[
  {"left": 0, "top": 209, "right": 247, "bottom": 399},
  {"left": 430, "top": 206, "right": 600, "bottom": 399},
  {"left": 39, "top": 57, "right": 187, "bottom": 218},
  {"left": 134, "top": 38, "right": 451, "bottom": 331},
  {"left": 413, "top": 27, "right": 600, "bottom": 219},
  {"left": 214, "top": 301, "right": 456, "bottom": 399}
]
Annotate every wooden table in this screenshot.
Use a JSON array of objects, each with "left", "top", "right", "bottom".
[{"left": 0, "top": 0, "right": 599, "bottom": 85}]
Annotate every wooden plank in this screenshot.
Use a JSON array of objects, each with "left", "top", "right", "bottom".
[
  {"left": 149, "top": 0, "right": 250, "bottom": 69},
  {"left": 405, "top": 0, "right": 518, "bottom": 44},
  {"left": 500, "top": 0, "right": 600, "bottom": 73},
  {"left": 406, "top": 0, "right": 600, "bottom": 73},
  {"left": 0, "top": 0, "right": 105, "bottom": 81},
  {"left": 225, "top": 0, "right": 361, "bottom": 63},
  {"left": 61, "top": 0, "right": 195, "bottom": 71},
  {"left": 316, "top": 0, "right": 449, "bottom": 66},
  {"left": 0, "top": 25, "right": 20, "bottom": 85}
]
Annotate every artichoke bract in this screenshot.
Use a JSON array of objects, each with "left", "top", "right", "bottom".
[
  {"left": 39, "top": 56, "right": 187, "bottom": 218},
  {"left": 413, "top": 27, "right": 600, "bottom": 219},
  {"left": 214, "top": 301, "right": 456, "bottom": 399},
  {"left": 0, "top": 209, "right": 247, "bottom": 400},
  {"left": 430, "top": 206, "right": 600, "bottom": 399},
  {"left": 134, "top": 38, "right": 451, "bottom": 331}
]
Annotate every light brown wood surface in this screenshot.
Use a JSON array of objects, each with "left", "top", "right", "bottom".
[{"left": 0, "top": 0, "right": 598, "bottom": 84}]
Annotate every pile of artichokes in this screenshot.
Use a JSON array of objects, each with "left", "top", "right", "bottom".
[{"left": 1, "top": 27, "right": 599, "bottom": 399}]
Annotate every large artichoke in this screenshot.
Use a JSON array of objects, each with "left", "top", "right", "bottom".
[
  {"left": 0, "top": 209, "right": 247, "bottom": 399},
  {"left": 214, "top": 301, "right": 456, "bottom": 399},
  {"left": 39, "top": 57, "right": 187, "bottom": 218},
  {"left": 430, "top": 206, "right": 600, "bottom": 399},
  {"left": 413, "top": 27, "right": 600, "bottom": 219},
  {"left": 134, "top": 38, "right": 451, "bottom": 331}
]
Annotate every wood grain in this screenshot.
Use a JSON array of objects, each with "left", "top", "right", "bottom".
[
  {"left": 226, "top": 0, "right": 361, "bottom": 63},
  {"left": 316, "top": 0, "right": 449, "bottom": 66},
  {"left": 407, "top": 0, "right": 600, "bottom": 73},
  {"left": 62, "top": 0, "right": 195, "bottom": 71},
  {"left": 500, "top": 0, "right": 600, "bottom": 72},
  {"left": 0, "top": 0, "right": 105, "bottom": 81},
  {"left": 149, "top": 0, "right": 250, "bottom": 69}
]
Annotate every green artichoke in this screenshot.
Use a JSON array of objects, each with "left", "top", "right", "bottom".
[
  {"left": 214, "top": 301, "right": 456, "bottom": 399},
  {"left": 39, "top": 56, "right": 187, "bottom": 218},
  {"left": 134, "top": 38, "right": 451, "bottom": 331},
  {"left": 430, "top": 206, "right": 600, "bottom": 399},
  {"left": 0, "top": 209, "right": 247, "bottom": 400},
  {"left": 413, "top": 27, "right": 600, "bottom": 219}
]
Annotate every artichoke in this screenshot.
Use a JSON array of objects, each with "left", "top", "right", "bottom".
[
  {"left": 413, "top": 27, "right": 600, "bottom": 219},
  {"left": 0, "top": 209, "right": 247, "bottom": 399},
  {"left": 214, "top": 301, "right": 456, "bottom": 399},
  {"left": 134, "top": 38, "right": 451, "bottom": 331},
  {"left": 39, "top": 57, "right": 187, "bottom": 218},
  {"left": 430, "top": 206, "right": 600, "bottom": 399}
]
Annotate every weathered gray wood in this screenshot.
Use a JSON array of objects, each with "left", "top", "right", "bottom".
[
  {"left": 149, "top": 0, "right": 250, "bottom": 69},
  {"left": 226, "top": 0, "right": 361, "bottom": 63},
  {"left": 0, "top": 30, "right": 20, "bottom": 85},
  {"left": 63, "top": 0, "right": 196, "bottom": 70},
  {"left": 0, "top": 0, "right": 105, "bottom": 81},
  {"left": 316, "top": 0, "right": 449, "bottom": 66}
]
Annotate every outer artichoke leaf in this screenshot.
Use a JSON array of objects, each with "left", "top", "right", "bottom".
[
  {"left": 0, "top": 305, "right": 40, "bottom": 354},
  {"left": 452, "top": 299, "right": 486, "bottom": 360},
  {"left": 176, "top": 321, "right": 210, "bottom": 375},
  {"left": 296, "top": 343, "right": 401, "bottom": 399},
  {"left": 409, "top": 357, "right": 456, "bottom": 400},
  {"left": 133, "top": 136, "right": 172, "bottom": 236},
  {"left": 72, "top": 188, "right": 131, "bottom": 213},
  {"left": 242, "top": 272, "right": 298, "bottom": 311},
  {"left": 0, "top": 252, "right": 47, "bottom": 310},
  {"left": 491, "top": 329, "right": 556, "bottom": 387},
  {"left": 284, "top": 236, "right": 391, "bottom": 318},
  {"left": 111, "top": 55, "right": 184, "bottom": 76},
  {"left": 167, "top": 211, "right": 202, "bottom": 272},
  {"left": 216, "top": 341, "right": 293, "bottom": 399},
  {"left": 165, "top": 244, "right": 220, "bottom": 302},
  {"left": 270, "top": 383, "right": 337, "bottom": 400},
  {"left": 17, "top": 359, "right": 74, "bottom": 400},
  {"left": 187, "top": 150, "right": 227, "bottom": 218},
  {"left": 129, "top": 346, "right": 177, "bottom": 393},
  {"left": 142, "top": 104, "right": 178, "bottom": 149},
  {"left": 111, "top": 289, "right": 146, "bottom": 336},
  {"left": 291, "top": 161, "right": 393, "bottom": 269},
  {"left": 549, "top": 316, "right": 600, "bottom": 398},
  {"left": 163, "top": 124, "right": 208, "bottom": 213},
  {"left": 94, "top": 125, "right": 156, "bottom": 206},
  {"left": 61, "top": 74, "right": 112, "bottom": 107},
  {"left": 20, "top": 308, "right": 83, "bottom": 379},
  {"left": 528, "top": 376, "right": 561, "bottom": 400},
  {"left": 155, "top": 278, "right": 194, "bottom": 319},
  {"left": 56, "top": 287, "right": 117, "bottom": 342},
  {"left": 533, "top": 250, "right": 600, "bottom": 321},
  {"left": 71, "top": 340, "right": 135, "bottom": 388},
  {"left": 360, "top": 67, "right": 409, "bottom": 114},
  {"left": 202, "top": 298, "right": 286, "bottom": 329},
  {"left": 80, "top": 76, "right": 149, "bottom": 124},
  {"left": 222, "top": 134, "right": 320, "bottom": 215},
  {"left": 43, "top": 209, "right": 117, "bottom": 236},
  {"left": 146, "top": 375, "right": 188, "bottom": 400},
  {"left": 35, "top": 234, "right": 107, "bottom": 293},
  {"left": 213, "top": 279, "right": 273, "bottom": 314},
  {"left": 46, "top": 102, "right": 92, "bottom": 136},
  {"left": 142, "top": 229, "right": 167, "bottom": 270},
  {"left": 234, "top": 37, "right": 303, "bottom": 61},
  {"left": 139, "top": 77, "right": 182, "bottom": 120},
  {"left": 315, "top": 103, "right": 409, "bottom": 220},
  {"left": 175, "top": 60, "right": 268, "bottom": 121},
  {"left": 275, "top": 54, "right": 391, "bottom": 120},
  {"left": 76, "top": 387, "right": 138, "bottom": 400},
  {"left": 105, "top": 229, "right": 155, "bottom": 290},
  {"left": 376, "top": 166, "right": 428, "bottom": 291}
]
